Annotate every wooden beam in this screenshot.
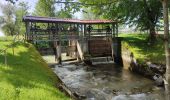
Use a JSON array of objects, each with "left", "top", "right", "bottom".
[{"left": 25, "top": 22, "right": 30, "bottom": 41}]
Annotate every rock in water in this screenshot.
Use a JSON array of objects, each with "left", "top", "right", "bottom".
[{"left": 153, "top": 74, "right": 164, "bottom": 86}]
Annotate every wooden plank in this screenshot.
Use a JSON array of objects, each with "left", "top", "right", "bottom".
[{"left": 88, "top": 39, "right": 112, "bottom": 57}]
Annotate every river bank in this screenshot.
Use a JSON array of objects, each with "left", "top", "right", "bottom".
[
  {"left": 120, "top": 33, "right": 166, "bottom": 85},
  {"left": 0, "top": 39, "right": 70, "bottom": 100}
]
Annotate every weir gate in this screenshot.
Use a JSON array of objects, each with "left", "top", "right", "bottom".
[{"left": 23, "top": 16, "right": 122, "bottom": 64}]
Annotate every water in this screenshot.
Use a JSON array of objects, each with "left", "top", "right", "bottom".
[{"left": 52, "top": 63, "right": 166, "bottom": 100}]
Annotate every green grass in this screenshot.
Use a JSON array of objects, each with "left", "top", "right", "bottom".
[
  {"left": 119, "top": 33, "right": 165, "bottom": 64},
  {"left": 0, "top": 40, "right": 70, "bottom": 100}
]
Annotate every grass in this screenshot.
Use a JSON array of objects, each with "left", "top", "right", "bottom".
[
  {"left": 0, "top": 39, "right": 70, "bottom": 100},
  {"left": 119, "top": 33, "right": 165, "bottom": 64}
]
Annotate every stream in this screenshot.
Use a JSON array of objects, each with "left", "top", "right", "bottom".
[{"left": 52, "top": 62, "right": 167, "bottom": 100}]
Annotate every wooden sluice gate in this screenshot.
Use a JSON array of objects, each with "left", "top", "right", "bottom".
[
  {"left": 88, "top": 39, "right": 112, "bottom": 57},
  {"left": 23, "top": 16, "right": 122, "bottom": 65}
]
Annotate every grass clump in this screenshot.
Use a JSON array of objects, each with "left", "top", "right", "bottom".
[
  {"left": 119, "top": 33, "right": 165, "bottom": 64},
  {"left": 0, "top": 40, "right": 70, "bottom": 100}
]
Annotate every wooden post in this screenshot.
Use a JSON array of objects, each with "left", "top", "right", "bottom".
[
  {"left": 54, "top": 23, "right": 58, "bottom": 61},
  {"left": 58, "top": 24, "right": 62, "bottom": 64},
  {"left": 25, "top": 22, "right": 30, "bottom": 42}
]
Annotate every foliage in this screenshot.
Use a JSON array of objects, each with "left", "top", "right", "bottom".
[
  {"left": 79, "top": 0, "right": 163, "bottom": 41},
  {"left": 56, "top": 9, "right": 73, "bottom": 18},
  {"left": 15, "top": 2, "right": 29, "bottom": 35},
  {"left": 34, "top": 0, "right": 55, "bottom": 17},
  {"left": 0, "top": 40, "right": 70, "bottom": 100},
  {"left": 0, "top": 1, "right": 29, "bottom": 36},
  {"left": 36, "top": 41, "right": 50, "bottom": 48},
  {"left": 1, "top": 23, "right": 16, "bottom": 36},
  {"left": 81, "top": 7, "right": 99, "bottom": 20},
  {"left": 5, "top": 0, "right": 17, "bottom": 4},
  {"left": 0, "top": 3, "right": 16, "bottom": 36},
  {"left": 120, "top": 33, "right": 165, "bottom": 64}
]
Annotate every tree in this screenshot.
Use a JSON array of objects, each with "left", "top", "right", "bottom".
[
  {"left": 0, "top": 3, "right": 16, "bottom": 36},
  {"left": 79, "top": 0, "right": 163, "bottom": 42},
  {"left": 82, "top": 8, "right": 99, "bottom": 20},
  {"left": 5, "top": 0, "right": 17, "bottom": 4},
  {"left": 34, "top": 0, "right": 55, "bottom": 17},
  {"left": 162, "top": 0, "right": 170, "bottom": 85},
  {"left": 56, "top": 9, "right": 73, "bottom": 18},
  {"left": 15, "top": 1, "right": 29, "bottom": 34}
]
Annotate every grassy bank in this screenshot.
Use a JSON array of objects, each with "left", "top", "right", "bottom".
[
  {"left": 119, "top": 33, "right": 165, "bottom": 64},
  {"left": 0, "top": 39, "right": 70, "bottom": 100}
]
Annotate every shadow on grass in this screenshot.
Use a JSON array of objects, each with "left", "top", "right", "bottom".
[
  {"left": 0, "top": 43, "right": 68, "bottom": 99},
  {"left": 121, "top": 35, "right": 165, "bottom": 63}
]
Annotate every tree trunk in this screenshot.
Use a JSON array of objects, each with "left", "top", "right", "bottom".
[
  {"left": 162, "top": 0, "right": 170, "bottom": 84},
  {"left": 162, "top": 0, "right": 170, "bottom": 99},
  {"left": 162, "top": 0, "right": 170, "bottom": 100},
  {"left": 143, "top": 0, "right": 156, "bottom": 43},
  {"left": 149, "top": 25, "right": 156, "bottom": 43}
]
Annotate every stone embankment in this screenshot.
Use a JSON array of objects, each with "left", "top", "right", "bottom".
[{"left": 122, "top": 48, "right": 166, "bottom": 86}]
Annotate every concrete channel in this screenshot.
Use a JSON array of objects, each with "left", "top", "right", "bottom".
[{"left": 43, "top": 56, "right": 167, "bottom": 100}]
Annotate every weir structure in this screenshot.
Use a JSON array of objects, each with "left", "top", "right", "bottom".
[{"left": 23, "top": 16, "right": 122, "bottom": 64}]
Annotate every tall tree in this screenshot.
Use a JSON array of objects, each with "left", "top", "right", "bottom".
[
  {"left": 56, "top": 9, "right": 73, "bottom": 18},
  {"left": 79, "top": 0, "right": 163, "bottom": 42},
  {"left": 162, "top": 0, "right": 170, "bottom": 85},
  {"left": 82, "top": 8, "right": 99, "bottom": 20},
  {"left": 15, "top": 1, "right": 29, "bottom": 34},
  {"left": 34, "top": 0, "right": 55, "bottom": 17},
  {"left": 0, "top": 3, "right": 16, "bottom": 36}
]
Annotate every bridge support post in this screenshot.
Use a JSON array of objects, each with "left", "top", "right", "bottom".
[
  {"left": 57, "top": 42, "right": 62, "bottom": 64},
  {"left": 112, "top": 37, "right": 123, "bottom": 65},
  {"left": 25, "top": 22, "right": 30, "bottom": 42}
]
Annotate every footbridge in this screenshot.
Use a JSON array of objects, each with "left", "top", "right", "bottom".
[{"left": 23, "top": 16, "right": 122, "bottom": 64}]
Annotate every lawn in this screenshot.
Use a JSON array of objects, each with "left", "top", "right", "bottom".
[
  {"left": 119, "top": 33, "right": 165, "bottom": 64},
  {"left": 0, "top": 38, "right": 70, "bottom": 100}
]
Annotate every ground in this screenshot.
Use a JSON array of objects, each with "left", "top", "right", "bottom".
[
  {"left": 0, "top": 37, "right": 70, "bottom": 100},
  {"left": 119, "top": 33, "right": 165, "bottom": 64}
]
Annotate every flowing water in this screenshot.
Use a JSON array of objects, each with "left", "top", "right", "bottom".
[{"left": 52, "top": 62, "right": 167, "bottom": 100}]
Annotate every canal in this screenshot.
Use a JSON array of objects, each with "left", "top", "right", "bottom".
[{"left": 43, "top": 56, "right": 167, "bottom": 100}]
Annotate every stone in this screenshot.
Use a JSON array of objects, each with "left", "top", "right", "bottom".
[
  {"left": 153, "top": 74, "right": 164, "bottom": 86},
  {"left": 112, "top": 89, "right": 118, "bottom": 95}
]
